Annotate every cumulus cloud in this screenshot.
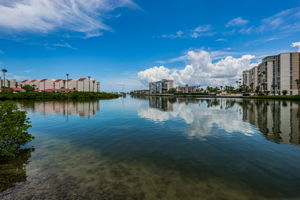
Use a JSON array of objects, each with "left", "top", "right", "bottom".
[
  {"left": 226, "top": 17, "right": 249, "bottom": 27},
  {"left": 138, "top": 50, "right": 255, "bottom": 86},
  {"left": 0, "top": 0, "right": 136, "bottom": 37},
  {"left": 291, "top": 42, "right": 300, "bottom": 52}
]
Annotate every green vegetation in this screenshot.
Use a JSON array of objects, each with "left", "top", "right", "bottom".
[
  {"left": 0, "top": 102, "right": 34, "bottom": 157},
  {"left": 0, "top": 91, "right": 119, "bottom": 100},
  {"left": 250, "top": 95, "right": 300, "bottom": 100},
  {"left": 21, "top": 85, "right": 35, "bottom": 92}
]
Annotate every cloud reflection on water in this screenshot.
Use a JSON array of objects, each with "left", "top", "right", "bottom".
[{"left": 138, "top": 98, "right": 256, "bottom": 140}]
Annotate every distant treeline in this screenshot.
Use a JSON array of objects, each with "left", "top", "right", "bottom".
[
  {"left": 249, "top": 95, "right": 300, "bottom": 100},
  {"left": 0, "top": 92, "right": 119, "bottom": 100}
]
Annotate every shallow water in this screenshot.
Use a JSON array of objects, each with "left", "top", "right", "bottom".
[{"left": 1, "top": 97, "right": 300, "bottom": 200}]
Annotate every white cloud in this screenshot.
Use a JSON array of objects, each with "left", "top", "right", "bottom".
[
  {"left": 226, "top": 17, "right": 249, "bottom": 27},
  {"left": 138, "top": 50, "right": 255, "bottom": 86},
  {"left": 230, "top": 7, "right": 300, "bottom": 35},
  {"left": 160, "top": 30, "right": 184, "bottom": 39},
  {"left": 0, "top": 0, "right": 136, "bottom": 37},
  {"left": 159, "top": 24, "right": 213, "bottom": 39},
  {"left": 52, "top": 41, "right": 76, "bottom": 49},
  {"left": 215, "top": 38, "right": 227, "bottom": 42},
  {"left": 291, "top": 42, "right": 300, "bottom": 52},
  {"left": 190, "top": 24, "right": 214, "bottom": 38}
]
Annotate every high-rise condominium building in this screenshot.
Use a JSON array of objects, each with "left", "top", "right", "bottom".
[
  {"left": 149, "top": 79, "right": 174, "bottom": 94},
  {"left": 243, "top": 52, "right": 300, "bottom": 95},
  {"left": 0, "top": 78, "right": 17, "bottom": 88}
]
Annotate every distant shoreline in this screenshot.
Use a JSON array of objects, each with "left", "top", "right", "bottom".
[
  {"left": 0, "top": 91, "right": 120, "bottom": 100},
  {"left": 131, "top": 94, "right": 300, "bottom": 100}
]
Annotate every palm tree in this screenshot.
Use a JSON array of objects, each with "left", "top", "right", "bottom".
[
  {"left": 92, "top": 80, "right": 95, "bottom": 92},
  {"left": 296, "top": 79, "right": 300, "bottom": 95},
  {"left": 2, "top": 69, "right": 7, "bottom": 87},
  {"left": 62, "top": 80, "right": 66, "bottom": 89},
  {"left": 88, "top": 76, "right": 91, "bottom": 92},
  {"left": 271, "top": 84, "right": 277, "bottom": 95},
  {"left": 250, "top": 83, "right": 254, "bottom": 92},
  {"left": 66, "top": 73, "right": 69, "bottom": 89}
]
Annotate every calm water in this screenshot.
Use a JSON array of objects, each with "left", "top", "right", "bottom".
[{"left": 1, "top": 97, "right": 300, "bottom": 200}]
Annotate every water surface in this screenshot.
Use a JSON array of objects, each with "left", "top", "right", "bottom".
[{"left": 1, "top": 97, "right": 300, "bottom": 200}]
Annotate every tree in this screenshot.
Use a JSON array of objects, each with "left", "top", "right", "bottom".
[
  {"left": 2, "top": 69, "right": 7, "bottom": 87},
  {"left": 0, "top": 102, "right": 34, "bottom": 157},
  {"left": 250, "top": 83, "right": 254, "bottom": 92},
  {"left": 88, "top": 76, "right": 91, "bottom": 92},
  {"left": 66, "top": 73, "right": 69, "bottom": 89},
  {"left": 62, "top": 80, "right": 66, "bottom": 89},
  {"left": 271, "top": 84, "right": 277, "bottom": 95},
  {"left": 282, "top": 90, "right": 288, "bottom": 95},
  {"left": 296, "top": 79, "right": 300, "bottom": 95},
  {"left": 168, "top": 88, "right": 177, "bottom": 93},
  {"left": 21, "top": 85, "right": 35, "bottom": 92}
]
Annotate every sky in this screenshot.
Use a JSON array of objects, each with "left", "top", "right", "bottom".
[{"left": 0, "top": 0, "right": 300, "bottom": 91}]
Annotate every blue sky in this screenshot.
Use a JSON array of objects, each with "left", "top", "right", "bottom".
[{"left": 0, "top": 0, "right": 300, "bottom": 91}]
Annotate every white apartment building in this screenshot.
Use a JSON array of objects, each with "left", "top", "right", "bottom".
[
  {"left": 0, "top": 78, "right": 17, "bottom": 88},
  {"left": 243, "top": 52, "right": 300, "bottom": 95},
  {"left": 149, "top": 79, "right": 174, "bottom": 94},
  {"left": 242, "top": 70, "right": 250, "bottom": 86},
  {"left": 18, "top": 78, "right": 100, "bottom": 92},
  {"left": 176, "top": 85, "right": 200, "bottom": 93}
]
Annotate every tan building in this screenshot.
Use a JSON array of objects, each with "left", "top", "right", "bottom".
[
  {"left": 243, "top": 52, "right": 300, "bottom": 95},
  {"left": 149, "top": 79, "right": 174, "bottom": 94},
  {"left": 18, "top": 78, "right": 100, "bottom": 92},
  {"left": 0, "top": 78, "right": 17, "bottom": 88},
  {"left": 242, "top": 70, "right": 250, "bottom": 86},
  {"left": 176, "top": 85, "right": 200, "bottom": 93},
  {"left": 249, "top": 66, "right": 258, "bottom": 91}
]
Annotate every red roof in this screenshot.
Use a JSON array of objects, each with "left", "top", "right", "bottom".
[
  {"left": 30, "top": 80, "right": 37, "bottom": 82},
  {"left": 78, "top": 78, "right": 87, "bottom": 81},
  {"left": 21, "top": 80, "right": 28, "bottom": 83},
  {"left": 40, "top": 79, "right": 48, "bottom": 82},
  {"left": 67, "top": 79, "right": 73, "bottom": 82},
  {"left": 11, "top": 88, "right": 23, "bottom": 91},
  {"left": 43, "top": 89, "right": 74, "bottom": 92},
  {"left": 55, "top": 79, "right": 63, "bottom": 82}
]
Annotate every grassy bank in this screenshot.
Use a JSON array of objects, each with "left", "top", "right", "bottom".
[
  {"left": 249, "top": 95, "right": 300, "bottom": 100},
  {"left": 0, "top": 92, "right": 119, "bottom": 100}
]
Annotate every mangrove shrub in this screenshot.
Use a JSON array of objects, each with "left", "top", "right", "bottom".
[{"left": 0, "top": 102, "right": 34, "bottom": 157}]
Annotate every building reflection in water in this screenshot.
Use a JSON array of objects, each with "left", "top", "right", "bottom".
[
  {"left": 138, "top": 96, "right": 300, "bottom": 146},
  {"left": 149, "top": 96, "right": 174, "bottom": 111},
  {"left": 241, "top": 100, "right": 300, "bottom": 145},
  {"left": 18, "top": 101, "right": 100, "bottom": 118}
]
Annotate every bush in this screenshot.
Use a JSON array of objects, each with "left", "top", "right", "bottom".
[
  {"left": 0, "top": 102, "right": 34, "bottom": 157},
  {"left": 21, "top": 85, "right": 35, "bottom": 92},
  {"left": 282, "top": 90, "right": 288, "bottom": 95}
]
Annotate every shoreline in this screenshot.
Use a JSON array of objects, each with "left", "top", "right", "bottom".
[
  {"left": 131, "top": 94, "right": 300, "bottom": 100},
  {"left": 0, "top": 91, "right": 120, "bottom": 100}
]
